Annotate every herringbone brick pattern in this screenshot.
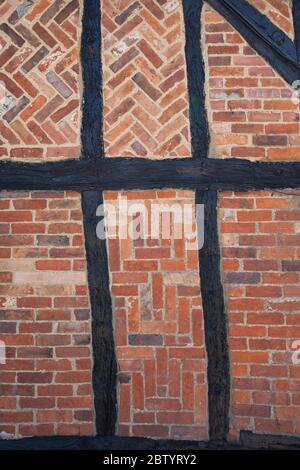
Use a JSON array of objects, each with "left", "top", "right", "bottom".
[
  {"left": 104, "top": 190, "right": 208, "bottom": 440},
  {"left": 102, "top": 0, "right": 191, "bottom": 158},
  {"left": 0, "top": 0, "right": 81, "bottom": 160}
]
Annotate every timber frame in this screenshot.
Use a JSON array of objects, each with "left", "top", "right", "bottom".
[{"left": 1, "top": 0, "right": 300, "bottom": 450}]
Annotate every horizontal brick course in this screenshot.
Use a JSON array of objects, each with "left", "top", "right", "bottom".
[
  {"left": 1, "top": 0, "right": 300, "bottom": 445},
  {"left": 220, "top": 190, "right": 300, "bottom": 440},
  {"left": 204, "top": 1, "right": 300, "bottom": 161},
  {"left": 0, "top": 190, "right": 94, "bottom": 438},
  {"left": 104, "top": 190, "right": 208, "bottom": 440}
]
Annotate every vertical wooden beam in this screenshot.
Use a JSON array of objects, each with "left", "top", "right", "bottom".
[
  {"left": 80, "top": 0, "right": 117, "bottom": 435},
  {"left": 196, "top": 191, "right": 230, "bottom": 441},
  {"left": 184, "top": 0, "right": 230, "bottom": 440},
  {"left": 81, "top": 0, "right": 104, "bottom": 160},
  {"left": 183, "top": 0, "right": 210, "bottom": 160},
  {"left": 81, "top": 191, "right": 117, "bottom": 436}
]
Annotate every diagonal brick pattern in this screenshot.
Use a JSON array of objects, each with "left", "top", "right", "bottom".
[
  {"left": 104, "top": 190, "right": 208, "bottom": 440},
  {"left": 0, "top": 0, "right": 81, "bottom": 160},
  {"left": 102, "top": 0, "right": 191, "bottom": 158}
]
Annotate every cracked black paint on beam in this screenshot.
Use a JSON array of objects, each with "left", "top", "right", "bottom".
[{"left": 80, "top": 0, "right": 117, "bottom": 436}]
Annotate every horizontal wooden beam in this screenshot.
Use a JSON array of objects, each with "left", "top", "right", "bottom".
[
  {"left": 0, "top": 432, "right": 299, "bottom": 451},
  {"left": 1, "top": 157, "right": 300, "bottom": 191},
  {"left": 206, "top": 0, "right": 300, "bottom": 84},
  {"left": 240, "top": 430, "right": 300, "bottom": 450}
]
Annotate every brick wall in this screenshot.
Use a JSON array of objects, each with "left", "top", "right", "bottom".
[
  {"left": 220, "top": 190, "right": 300, "bottom": 438},
  {"left": 102, "top": 0, "right": 191, "bottom": 158},
  {"left": 101, "top": 0, "right": 208, "bottom": 440},
  {"left": 1, "top": 0, "right": 300, "bottom": 444},
  {"left": 203, "top": 0, "right": 300, "bottom": 441},
  {"left": 104, "top": 190, "right": 208, "bottom": 440},
  {"left": 0, "top": 0, "right": 81, "bottom": 161},
  {"left": 248, "top": 0, "right": 293, "bottom": 36},
  {"left": 0, "top": 190, "right": 94, "bottom": 438},
  {"left": 203, "top": 1, "right": 299, "bottom": 161}
]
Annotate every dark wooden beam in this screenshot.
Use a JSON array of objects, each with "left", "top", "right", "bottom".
[
  {"left": 240, "top": 430, "right": 300, "bottom": 450},
  {"left": 0, "top": 435, "right": 242, "bottom": 451},
  {"left": 1, "top": 0, "right": 299, "bottom": 446},
  {"left": 1, "top": 157, "right": 300, "bottom": 191},
  {"left": 183, "top": 0, "right": 210, "bottom": 160},
  {"left": 80, "top": 0, "right": 117, "bottom": 436},
  {"left": 80, "top": 0, "right": 103, "bottom": 159},
  {"left": 196, "top": 191, "right": 230, "bottom": 441},
  {"left": 183, "top": 0, "right": 230, "bottom": 438},
  {"left": 206, "top": 0, "right": 300, "bottom": 84},
  {"left": 184, "top": 1, "right": 229, "bottom": 439},
  {"left": 0, "top": 433, "right": 299, "bottom": 451},
  {"left": 293, "top": 0, "right": 300, "bottom": 62},
  {"left": 81, "top": 191, "right": 117, "bottom": 436}
]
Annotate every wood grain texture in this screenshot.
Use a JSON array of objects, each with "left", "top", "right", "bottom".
[
  {"left": 0, "top": 435, "right": 243, "bottom": 451},
  {"left": 1, "top": 157, "right": 300, "bottom": 191},
  {"left": 184, "top": 0, "right": 230, "bottom": 438},
  {"left": 293, "top": 0, "right": 300, "bottom": 62},
  {"left": 82, "top": 191, "right": 117, "bottom": 436},
  {"left": 81, "top": 0, "right": 103, "bottom": 159},
  {"left": 0, "top": 433, "right": 299, "bottom": 450},
  {"left": 183, "top": 0, "right": 210, "bottom": 160},
  {"left": 80, "top": 0, "right": 117, "bottom": 436},
  {"left": 240, "top": 430, "right": 300, "bottom": 450},
  {"left": 196, "top": 190, "right": 230, "bottom": 441}
]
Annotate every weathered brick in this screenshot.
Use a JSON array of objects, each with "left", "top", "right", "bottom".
[
  {"left": 0, "top": 0, "right": 80, "bottom": 161},
  {"left": 2, "top": 0, "right": 299, "bottom": 445},
  {"left": 0, "top": 190, "right": 93, "bottom": 438},
  {"left": 221, "top": 187, "right": 300, "bottom": 439},
  {"left": 102, "top": 0, "right": 190, "bottom": 157}
]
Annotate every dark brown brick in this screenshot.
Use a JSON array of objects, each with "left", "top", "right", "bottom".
[
  {"left": 128, "top": 334, "right": 163, "bottom": 346},
  {"left": 224, "top": 272, "right": 261, "bottom": 284},
  {"left": 132, "top": 72, "right": 162, "bottom": 101}
]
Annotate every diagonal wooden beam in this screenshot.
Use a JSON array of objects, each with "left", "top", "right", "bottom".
[
  {"left": 1, "top": 0, "right": 299, "bottom": 445},
  {"left": 293, "top": 0, "right": 300, "bottom": 62},
  {"left": 206, "top": 0, "right": 300, "bottom": 84}
]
